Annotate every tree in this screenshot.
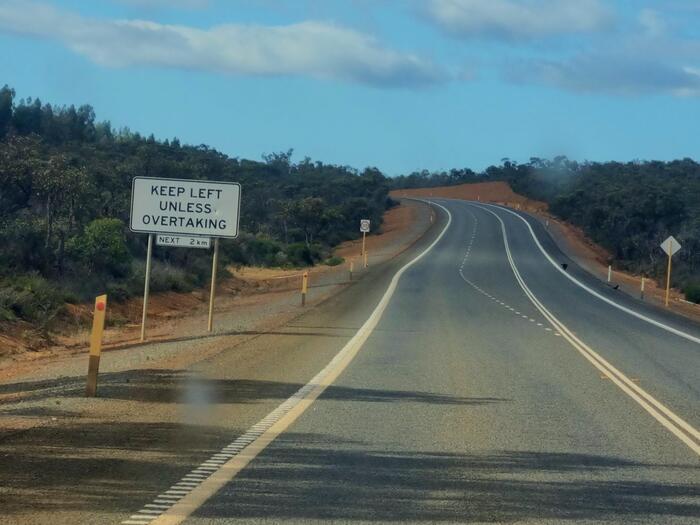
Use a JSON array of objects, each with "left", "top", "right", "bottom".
[
  {"left": 67, "top": 218, "right": 131, "bottom": 276},
  {"left": 291, "top": 197, "right": 326, "bottom": 247},
  {"left": 0, "top": 135, "right": 41, "bottom": 217},
  {"left": 0, "top": 85, "right": 394, "bottom": 325},
  {"left": 34, "top": 155, "right": 89, "bottom": 273},
  {"left": 273, "top": 199, "right": 295, "bottom": 245},
  {"left": 0, "top": 85, "right": 14, "bottom": 138}
]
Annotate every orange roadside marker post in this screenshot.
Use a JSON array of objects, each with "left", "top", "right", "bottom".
[
  {"left": 86, "top": 294, "right": 108, "bottom": 397},
  {"left": 301, "top": 271, "right": 308, "bottom": 306}
]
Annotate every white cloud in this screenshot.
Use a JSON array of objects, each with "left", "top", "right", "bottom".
[
  {"left": 508, "top": 54, "right": 700, "bottom": 96},
  {"left": 0, "top": 1, "right": 446, "bottom": 87},
  {"left": 425, "top": 0, "right": 613, "bottom": 40},
  {"left": 115, "top": 0, "right": 210, "bottom": 9},
  {"left": 638, "top": 8, "right": 666, "bottom": 37},
  {"left": 505, "top": 26, "right": 700, "bottom": 98},
  {"left": 491, "top": 6, "right": 700, "bottom": 97}
]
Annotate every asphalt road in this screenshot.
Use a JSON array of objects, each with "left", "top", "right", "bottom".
[
  {"left": 3, "top": 199, "right": 697, "bottom": 524},
  {"left": 120, "top": 198, "right": 697, "bottom": 525}
]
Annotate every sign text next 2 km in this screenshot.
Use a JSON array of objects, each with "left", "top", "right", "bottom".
[{"left": 130, "top": 177, "right": 241, "bottom": 238}]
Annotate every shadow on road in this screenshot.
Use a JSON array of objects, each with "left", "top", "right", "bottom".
[
  {"left": 0, "top": 369, "right": 508, "bottom": 406},
  {"left": 197, "top": 434, "right": 700, "bottom": 523},
  {"left": 0, "top": 420, "right": 231, "bottom": 517},
  {"left": 2, "top": 370, "right": 696, "bottom": 522},
  {"left": 0, "top": 420, "right": 696, "bottom": 522}
]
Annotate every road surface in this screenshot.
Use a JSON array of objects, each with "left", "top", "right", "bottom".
[
  {"left": 119, "top": 199, "right": 699, "bottom": 524},
  {"left": 2, "top": 199, "right": 698, "bottom": 524}
]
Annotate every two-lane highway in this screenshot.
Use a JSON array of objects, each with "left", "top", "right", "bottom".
[{"left": 128, "top": 198, "right": 699, "bottom": 524}]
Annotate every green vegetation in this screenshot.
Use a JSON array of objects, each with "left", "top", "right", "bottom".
[
  {"left": 390, "top": 168, "right": 482, "bottom": 189},
  {"left": 324, "top": 256, "right": 345, "bottom": 267},
  {"left": 0, "top": 86, "right": 390, "bottom": 326},
  {"left": 392, "top": 157, "right": 700, "bottom": 302}
]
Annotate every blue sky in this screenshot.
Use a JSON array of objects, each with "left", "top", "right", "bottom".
[{"left": 1, "top": 0, "right": 699, "bottom": 175}]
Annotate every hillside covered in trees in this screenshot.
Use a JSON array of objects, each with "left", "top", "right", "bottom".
[
  {"left": 0, "top": 86, "right": 392, "bottom": 328},
  {"left": 393, "top": 157, "right": 700, "bottom": 301}
]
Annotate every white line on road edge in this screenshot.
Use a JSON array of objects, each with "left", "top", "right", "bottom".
[
  {"left": 122, "top": 202, "right": 453, "bottom": 525},
  {"left": 474, "top": 204, "right": 700, "bottom": 456},
  {"left": 484, "top": 203, "right": 700, "bottom": 346}
]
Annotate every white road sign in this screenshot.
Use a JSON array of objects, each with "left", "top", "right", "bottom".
[
  {"left": 661, "top": 235, "right": 681, "bottom": 256},
  {"left": 156, "top": 235, "right": 211, "bottom": 249},
  {"left": 130, "top": 177, "right": 241, "bottom": 238},
  {"left": 360, "top": 219, "right": 371, "bottom": 233}
]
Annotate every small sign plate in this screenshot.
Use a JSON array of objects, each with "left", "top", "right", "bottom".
[{"left": 156, "top": 235, "right": 211, "bottom": 249}]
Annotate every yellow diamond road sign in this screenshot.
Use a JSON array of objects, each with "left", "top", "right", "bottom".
[{"left": 661, "top": 235, "right": 681, "bottom": 257}]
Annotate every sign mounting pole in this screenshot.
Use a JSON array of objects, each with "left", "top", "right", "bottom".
[
  {"left": 665, "top": 238, "right": 673, "bottom": 307},
  {"left": 207, "top": 238, "right": 220, "bottom": 332},
  {"left": 359, "top": 219, "right": 370, "bottom": 269},
  {"left": 362, "top": 232, "right": 366, "bottom": 265},
  {"left": 140, "top": 234, "right": 153, "bottom": 342},
  {"left": 660, "top": 235, "right": 681, "bottom": 308}
]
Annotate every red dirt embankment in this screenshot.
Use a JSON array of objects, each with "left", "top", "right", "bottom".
[
  {"left": 391, "top": 182, "right": 700, "bottom": 321},
  {"left": 391, "top": 182, "right": 608, "bottom": 268},
  {"left": 394, "top": 181, "right": 545, "bottom": 211}
]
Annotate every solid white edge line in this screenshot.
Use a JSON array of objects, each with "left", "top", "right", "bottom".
[
  {"left": 136, "top": 201, "right": 453, "bottom": 525},
  {"left": 473, "top": 203, "right": 700, "bottom": 455},
  {"left": 483, "top": 202, "right": 700, "bottom": 346},
  {"left": 478, "top": 203, "right": 700, "bottom": 442}
]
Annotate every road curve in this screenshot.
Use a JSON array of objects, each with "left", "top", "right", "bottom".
[{"left": 138, "top": 199, "right": 700, "bottom": 524}]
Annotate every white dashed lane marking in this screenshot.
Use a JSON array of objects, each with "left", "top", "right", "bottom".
[{"left": 457, "top": 211, "right": 561, "bottom": 338}]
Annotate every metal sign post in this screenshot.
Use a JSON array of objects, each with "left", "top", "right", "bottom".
[
  {"left": 660, "top": 235, "right": 681, "bottom": 307},
  {"left": 362, "top": 231, "right": 366, "bottom": 266},
  {"left": 665, "top": 246, "right": 673, "bottom": 307},
  {"left": 360, "top": 219, "right": 370, "bottom": 268},
  {"left": 207, "top": 238, "right": 220, "bottom": 332},
  {"left": 140, "top": 234, "right": 153, "bottom": 342}
]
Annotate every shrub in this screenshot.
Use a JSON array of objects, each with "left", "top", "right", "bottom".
[
  {"left": 244, "top": 236, "right": 284, "bottom": 266},
  {"left": 67, "top": 218, "right": 132, "bottom": 277},
  {"left": 0, "top": 274, "right": 65, "bottom": 328},
  {"left": 104, "top": 282, "right": 131, "bottom": 302},
  {"left": 0, "top": 286, "right": 21, "bottom": 321},
  {"left": 684, "top": 283, "right": 700, "bottom": 304},
  {"left": 324, "top": 256, "right": 344, "bottom": 266},
  {"left": 145, "top": 261, "right": 194, "bottom": 293},
  {"left": 286, "top": 243, "right": 314, "bottom": 266}
]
